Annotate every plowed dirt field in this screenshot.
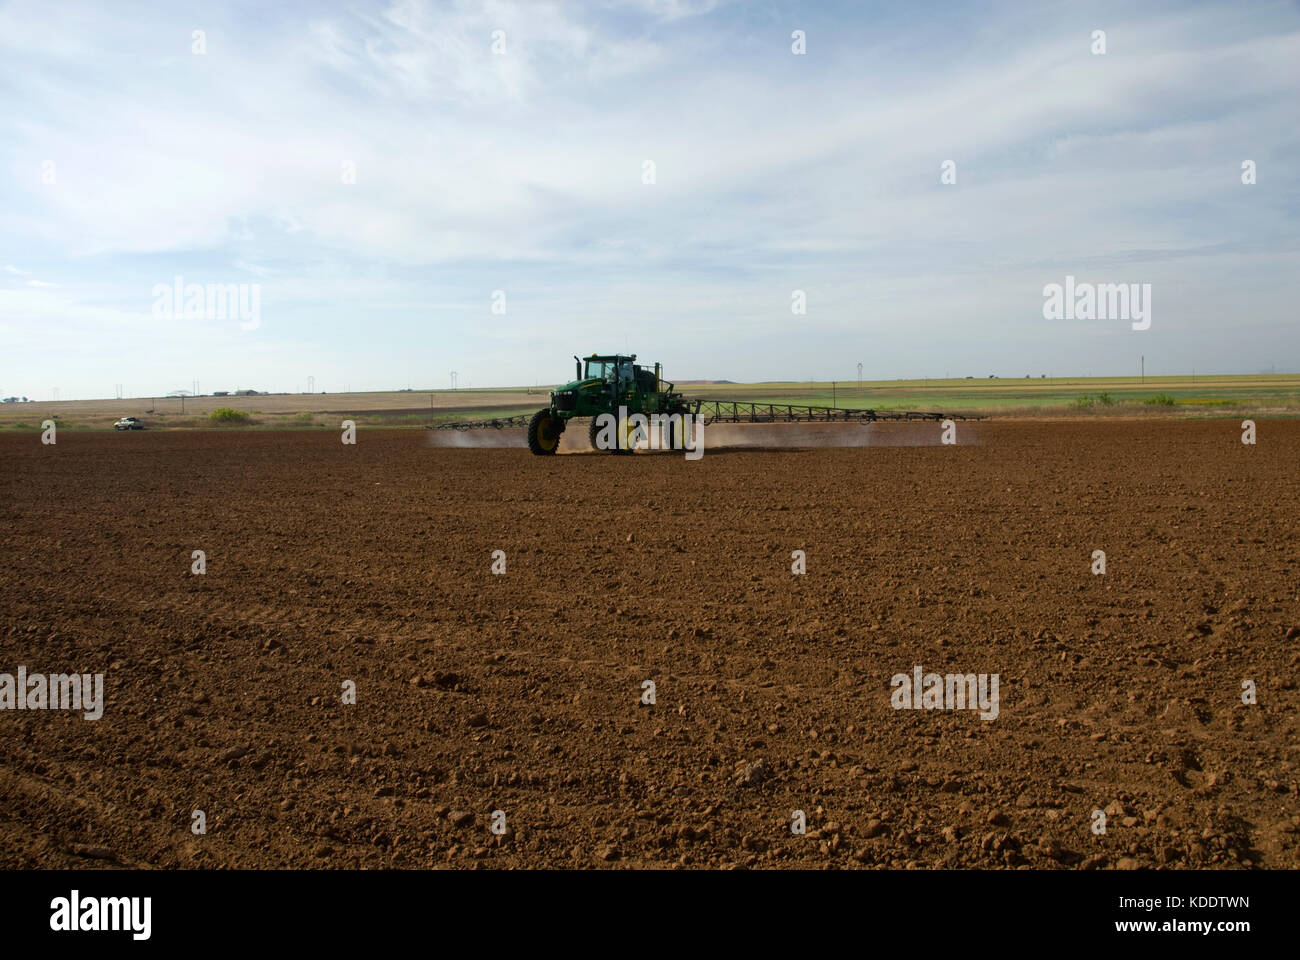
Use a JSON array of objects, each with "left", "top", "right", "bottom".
[{"left": 1, "top": 422, "right": 1297, "bottom": 869}]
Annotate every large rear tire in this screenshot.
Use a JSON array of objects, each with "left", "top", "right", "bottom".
[
  {"left": 667, "top": 404, "right": 690, "bottom": 451},
  {"left": 587, "top": 413, "right": 642, "bottom": 455},
  {"left": 527, "top": 408, "right": 561, "bottom": 455},
  {"left": 588, "top": 413, "right": 633, "bottom": 453},
  {"left": 613, "top": 416, "right": 637, "bottom": 455}
]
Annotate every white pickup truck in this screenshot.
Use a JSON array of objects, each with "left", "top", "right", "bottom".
[{"left": 113, "top": 417, "right": 144, "bottom": 431}]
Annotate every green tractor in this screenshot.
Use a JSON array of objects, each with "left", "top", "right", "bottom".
[{"left": 527, "top": 354, "right": 692, "bottom": 455}]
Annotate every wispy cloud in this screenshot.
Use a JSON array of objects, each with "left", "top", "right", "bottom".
[{"left": 1, "top": 0, "right": 1297, "bottom": 397}]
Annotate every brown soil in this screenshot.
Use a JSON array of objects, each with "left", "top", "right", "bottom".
[{"left": 1, "top": 422, "right": 1297, "bottom": 869}]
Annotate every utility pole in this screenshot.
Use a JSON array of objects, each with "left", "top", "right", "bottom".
[{"left": 1141, "top": 355, "right": 1144, "bottom": 384}]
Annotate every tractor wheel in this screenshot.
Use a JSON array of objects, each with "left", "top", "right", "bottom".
[
  {"left": 527, "top": 408, "right": 561, "bottom": 456},
  {"left": 612, "top": 416, "right": 637, "bottom": 455},
  {"left": 666, "top": 405, "right": 689, "bottom": 451},
  {"left": 588, "top": 414, "right": 633, "bottom": 453}
]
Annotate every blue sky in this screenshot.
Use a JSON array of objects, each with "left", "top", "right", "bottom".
[{"left": 1, "top": 0, "right": 1297, "bottom": 398}]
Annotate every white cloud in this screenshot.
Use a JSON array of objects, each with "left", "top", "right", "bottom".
[{"left": 0, "top": 0, "right": 1296, "bottom": 395}]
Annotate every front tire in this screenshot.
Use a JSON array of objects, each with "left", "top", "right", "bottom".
[{"left": 527, "top": 408, "right": 561, "bottom": 455}]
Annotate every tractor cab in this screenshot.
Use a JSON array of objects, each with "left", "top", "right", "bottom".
[
  {"left": 576, "top": 354, "right": 645, "bottom": 407},
  {"left": 582, "top": 354, "right": 635, "bottom": 387},
  {"left": 572, "top": 353, "right": 678, "bottom": 411}
]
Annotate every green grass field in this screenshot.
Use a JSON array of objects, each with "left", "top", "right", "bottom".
[{"left": 680, "top": 375, "right": 1300, "bottom": 418}]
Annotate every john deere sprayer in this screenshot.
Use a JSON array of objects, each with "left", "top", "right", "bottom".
[
  {"left": 526, "top": 354, "right": 692, "bottom": 455},
  {"left": 431, "top": 351, "right": 972, "bottom": 452}
]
